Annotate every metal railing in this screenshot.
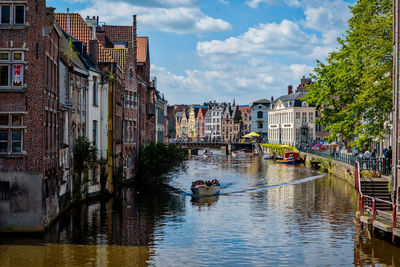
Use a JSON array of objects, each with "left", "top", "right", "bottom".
[
  {"left": 298, "top": 147, "right": 391, "bottom": 175},
  {"left": 359, "top": 194, "right": 399, "bottom": 242}
]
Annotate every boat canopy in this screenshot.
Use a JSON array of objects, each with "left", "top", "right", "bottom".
[{"left": 284, "top": 151, "right": 300, "bottom": 159}]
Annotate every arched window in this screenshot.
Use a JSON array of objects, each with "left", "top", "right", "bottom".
[{"left": 257, "top": 111, "right": 263, "bottom": 119}]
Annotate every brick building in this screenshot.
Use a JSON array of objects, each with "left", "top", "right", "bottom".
[
  {"left": 238, "top": 105, "right": 251, "bottom": 136},
  {"left": 0, "top": 2, "right": 61, "bottom": 231}
]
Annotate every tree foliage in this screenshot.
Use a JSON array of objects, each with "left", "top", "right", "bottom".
[
  {"left": 137, "top": 142, "right": 187, "bottom": 185},
  {"left": 304, "top": 0, "right": 392, "bottom": 148},
  {"left": 73, "top": 136, "right": 98, "bottom": 199}
]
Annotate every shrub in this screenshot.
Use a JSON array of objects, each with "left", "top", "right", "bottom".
[
  {"left": 137, "top": 142, "right": 187, "bottom": 185},
  {"left": 261, "top": 144, "right": 298, "bottom": 156}
]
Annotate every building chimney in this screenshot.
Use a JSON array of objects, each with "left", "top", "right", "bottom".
[
  {"left": 133, "top": 15, "right": 137, "bottom": 66},
  {"left": 288, "top": 85, "right": 293, "bottom": 95},
  {"left": 67, "top": 8, "right": 70, "bottom": 33},
  {"left": 89, "top": 40, "right": 98, "bottom": 68},
  {"left": 271, "top": 96, "right": 274, "bottom": 102}
]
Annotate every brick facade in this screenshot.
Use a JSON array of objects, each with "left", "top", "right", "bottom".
[{"left": 0, "top": 2, "right": 61, "bottom": 231}]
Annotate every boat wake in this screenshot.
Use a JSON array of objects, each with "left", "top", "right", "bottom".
[
  {"left": 220, "top": 173, "right": 325, "bottom": 195},
  {"left": 172, "top": 173, "right": 325, "bottom": 197}
]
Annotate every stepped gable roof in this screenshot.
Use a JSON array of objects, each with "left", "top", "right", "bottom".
[
  {"left": 55, "top": 13, "right": 115, "bottom": 64},
  {"left": 174, "top": 105, "right": 189, "bottom": 113},
  {"left": 104, "top": 25, "right": 133, "bottom": 48},
  {"left": 137, "top": 37, "right": 148, "bottom": 63},
  {"left": 105, "top": 48, "right": 126, "bottom": 72}
]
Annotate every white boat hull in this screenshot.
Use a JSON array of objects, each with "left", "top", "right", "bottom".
[{"left": 191, "top": 185, "right": 220, "bottom": 196}]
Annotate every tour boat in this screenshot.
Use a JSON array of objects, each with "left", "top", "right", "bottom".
[
  {"left": 191, "top": 179, "right": 220, "bottom": 196},
  {"left": 191, "top": 184, "right": 220, "bottom": 196}
]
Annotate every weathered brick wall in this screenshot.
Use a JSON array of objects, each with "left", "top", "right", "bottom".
[{"left": 301, "top": 152, "right": 355, "bottom": 186}]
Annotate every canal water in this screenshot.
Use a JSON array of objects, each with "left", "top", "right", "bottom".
[{"left": 1, "top": 149, "right": 400, "bottom": 266}]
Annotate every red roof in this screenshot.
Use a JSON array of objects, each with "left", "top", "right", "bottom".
[
  {"left": 104, "top": 25, "right": 133, "bottom": 48},
  {"left": 55, "top": 13, "right": 115, "bottom": 63},
  {"left": 137, "top": 37, "right": 148, "bottom": 63}
]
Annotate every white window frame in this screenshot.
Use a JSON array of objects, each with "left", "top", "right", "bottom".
[
  {"left": 0, "top": 5, "right": 11, "bottom": 25},
  {"left": 13, "top": 5, "right": 25, "bottom": 25},
  {"left": 0, "top": 50, "right": 25, "bottom": 89},
  {"left": 0, "top": 113, "right": 25, "bottom": 155}
]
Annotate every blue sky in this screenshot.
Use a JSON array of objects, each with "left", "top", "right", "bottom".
[{"left": 48, "top": 0, "right": 355, "bottom": 105}]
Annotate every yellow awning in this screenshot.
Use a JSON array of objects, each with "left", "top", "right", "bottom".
[{"left": 245, "top": 132, "right": 260, "bottom": 137}]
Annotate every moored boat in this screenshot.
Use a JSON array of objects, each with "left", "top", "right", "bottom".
[
  {"left": 276, "top": 151, "right": 300, "bottom": 164},
  {"left": 191, "top": 179, "right": 220, "bottom": 196},
  {"left": 276, "top": 158, "right": 296, "bottom": 164}
]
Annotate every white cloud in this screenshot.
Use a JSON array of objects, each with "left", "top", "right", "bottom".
[
  {"left": 302, "top": 1, "right": 351, "bottom": 32},
  {"left": 197, "top": 20, "right": 316, "bottom": 56},
  {"left": 78, "top": 0, "right": 232, "bottom": 34},
  {"left": 152, "top": 61, "right": 311, "bottom": 105},
  {"left": 218, "top": 0, "right": 229, "bottom": 4},
  {"left": 246, "top": 0, "right": 279, "bottom": 8}
]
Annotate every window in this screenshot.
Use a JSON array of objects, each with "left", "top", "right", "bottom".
[
  {"left": 296, "top": 112, "right": 300, "bottom": 122},
  {"left": 0, "top": 4, "right": 25, "bottom": 26},
  {"left": 14, "top": 5, "right": 25, "bottom": 25},
  {"left": 0, "top": 52, "right": 9, "bottom": 61},
  {"left": 133, "top": 92, "right": 137, "bottom": 108},
  {"left": 0, "top": 114, "right": 24, "bottom": 154},
  {"left": 302, "top": 112, "right": 307, "bottom": 123},
  {"left": 92, "top": 121, "right": 97, "bottom": 145},
  {"left": 257, "top": 121, "right": 263, "bottom": 129},
  {"left": 257, "top": 111, "right": 263, "bottom": 119},
  {"left": 0, "top": 51, "right": 24, "bottom": 88},
  {"left": 1, "top": 5, "right": 10, "bottom": 24},
  {"left": 309, "top": 112, "right": 313, "bottom": 123},
  {"left": 93, "top": 76, "right": 98, "bottom": 106},
  {"left": 129, "top": 67, "right": 133, "bottom": 81},
  {"left": 0, "top": 181, "right": 10, "bottom": 201},
  {"left": 316, "top": 123, "right": 321, "bottom": 132}
]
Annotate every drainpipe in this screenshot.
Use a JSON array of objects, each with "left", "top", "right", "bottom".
[
  {"left": 112, "top": 63, "right": 116, "bottom": 180},
  {"left": 394, "top": 0, "right": 399, "bottom": 204}
]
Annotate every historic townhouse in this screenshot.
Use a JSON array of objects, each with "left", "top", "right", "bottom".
[
  {"left": 221, "top": 105, "right": 241, "bottom": 142},
  {"left": 167, "top": 105, "right": 176, "bottom": 140},
  {"left": 268, "top": 81, "right": 316, "bottom": 146},
  {"left": 187, "top": 106, "right": 196, "bottom": 138},
  {"left": 136, "top": 37, "right": 158, "bottom": 145},
  {"left": 98, "top": 18, "right": 139, "bottom": 179},
  {"left": 195, "top": 107, "right": 208, "bottom": 137},
  {"left": 238, "top": 105, "right": 251, "bottom": 135},
  {"left": 204, "top": 105, "right": 224, "bottom": 139},
  {"left": 250, "top": 99, "right": 270, "bottom": 141},
  {"left": 155, "top": 90, "right": 167, "bottom": 143},
  {"left": 55, "top": 12, "right": 123, "bottom": 191},
  {"left": 0, "top": 2, "right": 61, "bottom": 231}
]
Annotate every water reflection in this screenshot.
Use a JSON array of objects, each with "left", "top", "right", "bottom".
[
  {"left": 191, "top": 195, "right": 219, "bottom": 209},
  {"left": 1, "top": 153, "right": 400, "bottom": 266}
]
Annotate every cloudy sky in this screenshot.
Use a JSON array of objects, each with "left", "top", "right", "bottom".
[{"left": 48, "top": 0, "right": 355, "bottom": 105}]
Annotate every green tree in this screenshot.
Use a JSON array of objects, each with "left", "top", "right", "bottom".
[
  {"left": 304, "top": 0, "right": 392, "bottom": 148},
  {"left": 73, "top": 136, "right": 98, "bottom": 200},
  {"left": 136, "top": 142, "right": 187, "bottom": 186}
]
